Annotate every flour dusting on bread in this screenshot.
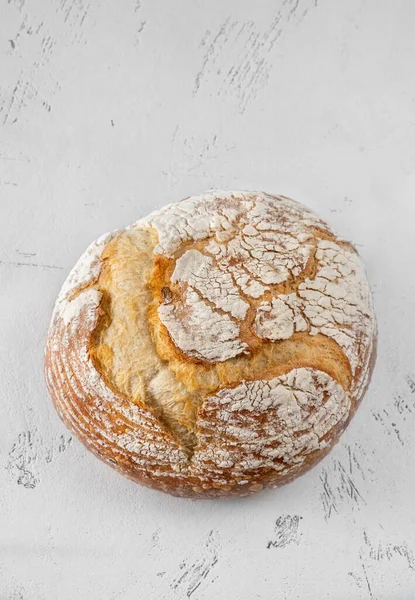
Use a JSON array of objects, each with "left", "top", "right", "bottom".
[{"left": 45, "top": 191, "right": 377, "bottom": 498}]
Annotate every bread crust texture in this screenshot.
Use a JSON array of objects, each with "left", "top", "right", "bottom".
[{"left": 45, "top": 191, "right": 377, "bottom": 498}]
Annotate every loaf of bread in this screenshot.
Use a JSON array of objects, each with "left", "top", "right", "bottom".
[{"left": 45, "top": 191, "right": 377, "bottom": 498}]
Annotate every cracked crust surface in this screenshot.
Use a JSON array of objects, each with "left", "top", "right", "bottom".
[{"left": 45, "top": 191, "right": 377, "bottom": 498}]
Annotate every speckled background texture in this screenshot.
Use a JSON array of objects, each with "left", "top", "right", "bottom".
[{"left": 1, "top": 0, "right": 415, "bottom": 598}]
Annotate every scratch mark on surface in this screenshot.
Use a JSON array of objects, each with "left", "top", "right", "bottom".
[
  {"left": 371, "top": 409, "right": 405, "bottom": 446},
  {"left": 394, "top": 544, "right": 415, "bottom": 571},
  {"left": 6, "top": 431, "right": 38, "bottom": 489},
  {"left": 348, "top": 443, "right": 370, "bottom": 480},
  {"left": 1, "top": 5, "right": 62, "bottom": 124},
  {"left": 151, "top": 528, "right": 161, "bottom": 546},
  {"left": 319, "top": 467, "right": 339, "bottom": 520},
  {"left": 6, "top": 431, "right": 73, "bottom": 488},
  {"left": 348, "top": 444, "right": 353, "bottom": 474},
  {"left": 171, "top": 531, "right": 219, "bottom": 598},
  {"left": 171, "top": 125, "right": 179, "bottom": 144},
  {"left": 193, "top": 0, "right": 318, "bottom": 113},
  {"left": 360, "top": 558, "right": 374, "bottom": 600},
  {"left": 0, "top": 260, "right": 63, "bottom": 270},
  {"left": 79, "top": 4, "right": 90, "bottom": 28},
  {"left": 2, "top": 75, "right": 40, "bottom": 125},
  {"left": 390, "top": 422, "right": 403, "bottom": 445},
  {"left": 406, "top": 375, "right": 415, "bottom": 394},
  {"left": 134, "top": 21, "right": 147, "bottom": 44},
  {"left": 319, "top": 448, "right": 368, "bottom": 521},
  {"left": 57, "top": 0, "right": 94, "bottom": 44},
  {"left": 348, "top": 571, "right": 364, "bottom": 589},
  {"left": 9, "top": 588, "right": 25, "bottom": 600},
  {"left": 363, "top": 530, "right": 415, "bottom": 572},
  {"left": 58, "top": 434, "right": 73, "bottom": 454},
  {"left": 287, "top": 0, "right": 301, "bottom": 20},
  {"left": 337, "top": 461, "right": 365, "bottom": 503},
  {"left": 41, "top": 35, "right": 54, "bottom": 57},
  {"left": 199, "top": 30, "right": 211, "bottom": 48},
  {"left": 194, "top": 17, "right": 234, "bottom": 96},
  {"left": 7, "top": 0, "right": 26, "bottom": 11},
  {"left": 3, "top": 81, "right": 20, "bottom": 125},
  {"left": 267, "top": 515, "right": 302, "bottom": 548},
  {"left": 164, "top": 130, "right": 234, "bottom": 187},
  {"left": 63, "top": 0, "right": 75, "bottom": 24},
  {"left": 393, "top": 393, "right": 413, "bottom": 416},
  {"left": 18, "top": 80, "right": 38, "bottom": 112}
]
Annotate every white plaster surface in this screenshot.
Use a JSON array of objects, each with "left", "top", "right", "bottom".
[{"left": 1, "top": 0, "right": 415, "bottom": 598}]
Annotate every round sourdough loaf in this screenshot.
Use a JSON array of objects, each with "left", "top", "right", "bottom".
[{"left": 45, "top": 191, "right": 377, "bottom": 498}]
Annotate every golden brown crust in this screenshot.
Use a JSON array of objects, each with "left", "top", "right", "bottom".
[{"left": 45, "top": 192, "right": 377, "bottom": 498}]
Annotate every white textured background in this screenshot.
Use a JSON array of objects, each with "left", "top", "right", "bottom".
[{"left": 1, "top": 1, "right": 415, "bottom": 598}]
